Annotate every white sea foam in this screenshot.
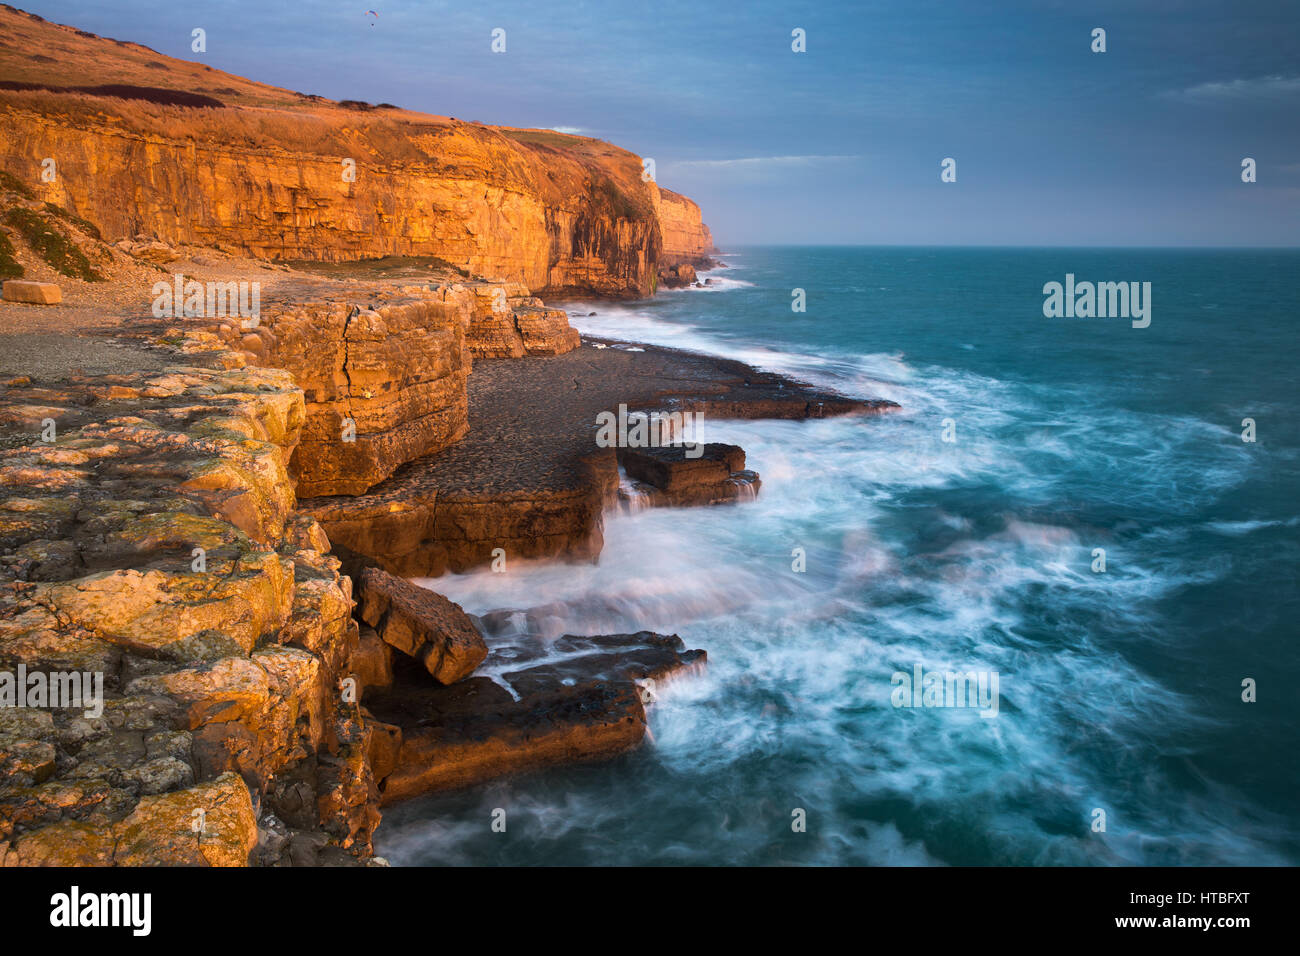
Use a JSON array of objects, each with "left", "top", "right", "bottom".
[
  {"left": 661, "top": 274, "right": 755, "bottom": 292},
  {"left": 385, "top": 389, "right": 1275, "bottom": 865}
]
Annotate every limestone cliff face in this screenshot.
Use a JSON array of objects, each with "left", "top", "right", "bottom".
[
  {"left": 0, "top": 110, "right": 664, "bottom": 297},
  {"left": 209, "top": 280, "right": 581, "bottom": 499},
  {"left": 0, "top": 10, "right": 715, "bottom": 299},
  {"left": 656, "top": 187, "right": 716, "bottom": 265},
  {"left": 235, "top": 298, "right": 473, "bottom": 499}
]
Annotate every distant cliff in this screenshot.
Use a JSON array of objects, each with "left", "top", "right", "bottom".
[
  {"left": 656, "top": 187, "right": 716, "bottom": 266},
  {"left": 0, "top": 7, "right": 714, "bottom": 298}
]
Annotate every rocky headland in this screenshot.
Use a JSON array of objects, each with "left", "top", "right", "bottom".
[{"left": 0, "top": 5, "right": 897, "bottom": 866}]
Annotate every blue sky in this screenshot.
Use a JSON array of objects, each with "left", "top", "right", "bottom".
[{"left": 24, "top": 0, "right": 1300, "bottom": 246}]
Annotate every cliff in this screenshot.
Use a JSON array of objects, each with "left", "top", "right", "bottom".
[
  {"left": 655, "top": 187, "right": 716, "bottom": 266},
  {"left": 0, "top": 6, "right": 715, "bottom": 298},
  {"left": 205, "top": 279, "right": 582, "bottom": 498}
]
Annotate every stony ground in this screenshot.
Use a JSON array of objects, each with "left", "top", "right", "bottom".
[{"left": 0, "top": 245, "right": 467, "bottom": 379}]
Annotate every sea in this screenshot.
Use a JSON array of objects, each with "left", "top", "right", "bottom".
[{"left": 374, "top": 246, "right": 1300, "bottom": 866}]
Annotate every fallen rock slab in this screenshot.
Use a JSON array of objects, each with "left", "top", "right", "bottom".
[
  {"left": 371, "top": 678, "right": 646, "bottom": 803},
  {"left": 357, "top": 567, "right": 487, "bottom": 684},
  {"left": 2, "top": 281, "right": 62, "bottom": 305},
  {"left": 365, "top": 628, "right": 705, "bottom": 801},
  {"left": 478, "top": 628, "right": 708, "bottom": 698}
]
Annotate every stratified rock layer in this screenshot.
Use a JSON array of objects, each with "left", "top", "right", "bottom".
[
  {"left": 655, "top": 187, "right": 715, "bottom": 266},
  {"left": 194, "top": 280, "right": 580, "bottom": 499},
  {"left": 461, "top": 282, "right": 580, "bottom": 359},
  {"left": 237, "top": 298, "right": 471, "bottom": 498},
  {"left": 0, "top": 10, "right": 716, "bottom": 299},
  {"left": 619, "top": 443, "right": 762, "bottom": 507},
  {"left": 366, "top": 629, "right": 704, "bottom": 801},
  {"left": 0, "top": 359, "right": 378, "bottom": 865},
  {"left": 301, "top": 341, "right": 895, "bottom": 577}
]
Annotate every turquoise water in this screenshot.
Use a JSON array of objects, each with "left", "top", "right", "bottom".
[{"left": 376, "top": 247, "right": 1300, "bottom": 866}]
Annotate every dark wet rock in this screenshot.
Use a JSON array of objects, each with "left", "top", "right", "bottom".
[
  {"left": 619, "top": 443, "right": 761, "bottom": 507},
  {"left": 370, "top": 678, "right": 645, "bottom": 803},
  {"left": 365, "top": 629, "right": 704, "bottom": 801},
  {"left": 475, "top": 608, "right": 530, "bottom": 637},
  {"left": 500, "top": 631, "right": 706, "bottom": 698}
]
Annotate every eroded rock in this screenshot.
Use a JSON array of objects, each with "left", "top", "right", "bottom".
[
  {"left": 357, "top": 568, "right": 486, "bottom": 684},
  {"left": 0, "top": 359, "right": 376, "bottom": 865},
  {"left": 4, "top": 772, "right": 258, "bottom": 867},
  {"left": 372, "top": 678, "right": 646, "bottom": 803}
]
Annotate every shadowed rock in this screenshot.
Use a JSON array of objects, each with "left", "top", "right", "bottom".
[{"left": 372, "top": 679, "right": 645, "bottom": 803}]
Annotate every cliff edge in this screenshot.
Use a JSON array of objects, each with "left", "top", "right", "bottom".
[{"left": 0, "top": 6, "right": 714, "bottom": 298}]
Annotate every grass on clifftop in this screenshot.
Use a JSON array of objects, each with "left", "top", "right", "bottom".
[
  {"left": 3, "top": 207, "right": 103, "bottom": 281},
  {"left": 501, "top": 129, "right": 587, "bottom": 150}
]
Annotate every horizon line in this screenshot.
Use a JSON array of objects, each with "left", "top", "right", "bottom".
[{"left": 711, "top": 243, "right": 1300, "bottom": 251}]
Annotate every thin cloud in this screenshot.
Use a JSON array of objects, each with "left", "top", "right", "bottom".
[
  {"left": 669, "top": 154, "right": 862, "bottom": 170},
  {"left": 549, "top": 126, "right": 587, "bottom": 134},
  {"left": 1165, "top": 75, "right": 1300, "bottom": 102},
  {"left": 672, "top": 154, "right": 862, "bottom": 168}
]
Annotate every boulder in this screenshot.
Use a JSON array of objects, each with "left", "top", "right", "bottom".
[
  {"left": 462, "top": 283, "right": 580, "bottom": 358},
  {"left": 656, "top": 263, "right": 697, "bottom": 289},
  {"left": 357, "top": 568, "right": 487, "bottom": 684},
  {"left": 114, "top": 237, "right": 178, "bottom": 263},
  {"left": 510, "top": 305, "right": 581, "bottom": 355},
  {"left": 2, "top": 281, "right": 62, "bottom": 305}
]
